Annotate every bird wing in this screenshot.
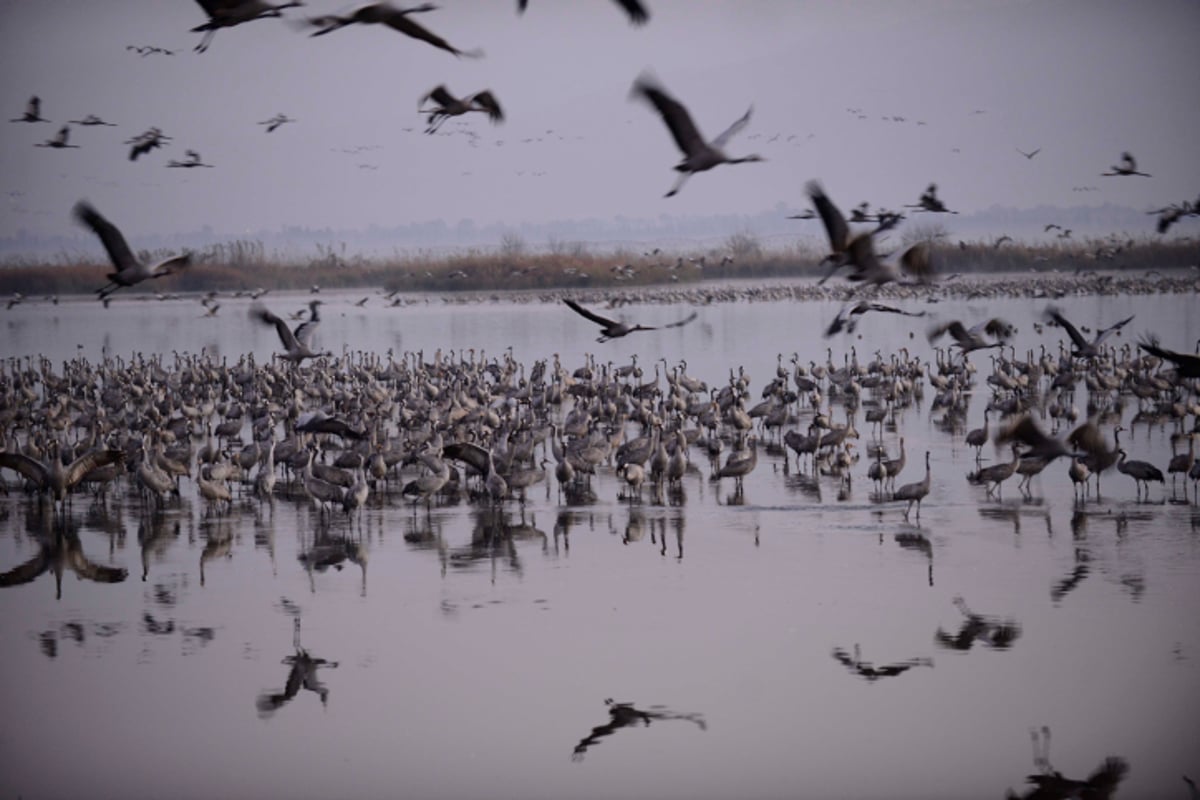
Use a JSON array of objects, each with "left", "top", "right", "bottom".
[
  {"left": 927, "top": 320, "right": 969, "bottom": 346},
  {"left": 471, "top": 91, "right": 504, "bottom": 122},
  {"left": 73, "top": 201, "right": 138, "bottom": 272},
  {"left": 1093, "top": 314, "right": 1134, "bottom": 346},
  {"left": 251, "top": 303, "right": 301, "bottom": 351},
  {"left": 806, "top": 180, "right": 849, "bottom": 253},
  {"left": 422, "top": 84, "right": 457, "bottom": 109},
  {"left": 0, "top": 452, "right": 50, "bottom": 487},
  {"left": 307, "top": 14, "right": 353, "bottom": 35},
  {"left": 710, "top": 106, "right": 752, "bottom": 149},
  {"left": 865, "top": 302, "right": 925, "bottom": 318},
  {"left": 65, "top": 448, "right": 125, "bottom": 487},
  {"left": 1065, "top": 421, "right": 1108, "bottom": 456},
  {"left": 1138, "top": 336, "right": 1200, "bottom": 377},
  {"left": 899, "top": 242, "right": 935, "bottom": 283},
  {"left": 661, "top": 311, "right": 698, "bottom": 330},
  {"left": 979, "top": 317, "right": 1015, "bottom": 341},
  {"left": 1044, "top": 306, "right": 1088, "bottom": 350},
  {"left": 382, "top": 12, "right": 480, "bottom": 57},
  {"left": 442, "top": 441, "right": 492, "bottom": 476},
  {"left": 613, "top": 0, "right": 650, "bottom": 24},
  {"left": 292, "top": 316, "right": 319, "bottom": 348},
  {"left": 1082, "top": 756, "right": 1129, "bottom": 797},
  {"left": 630, "top": 74, "right": 705, "bottom": 158},
  {"left": 564, "top": 299, "right": 617, "bottom": 327},
  {"left": 994, "top": 414, "right": 1054, "bottom": 451}
]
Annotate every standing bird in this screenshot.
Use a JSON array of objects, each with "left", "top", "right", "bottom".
[
  {"left": 250, "top": 300, "right": 330, "bottom": 363},
  {"left": 308, "top": 3, "right": 484, "bottom": 58},
  {"left": 1102, "top": 151, "right": 1150, "bottom": 177},
  {"left": 563, "top": 299, "right": 697, "bottom": 343},
  {"left": 517, "top": 0, "right": 649, "bottom": 25},
  {"left": 893, "top": 451, "right": 931, "bottom": 520},
  {"left": 259, "top": 113, "right": 295, "bottom": 132},
  {"left": 1042, "top": 306, "right": 1134, "bottom": 360},
  {"left": 419, "top": 86, "right": 503, "bottom": 134},
  {"left": 1116, "top": 449, "right": 1164, "bottom": 502},
  {"left": 35, "top": 126, "right": 79, "bottom": 149},
  {"left": 10, "top": 96, "right": 49, "bottom": 123},
  {"left": 191, "top": 0, "right": 305, "bottom": 53},
  {"left": 73, "top": 201, "right": 191, "bottom": 301},
  {"left": 630, "top": 72, "right": 763, "bottom": 197},
  {"left": 0, "top": 442, "right": 124, "bottom": 513}
]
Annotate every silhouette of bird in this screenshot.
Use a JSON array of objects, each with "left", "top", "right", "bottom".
[
  {"left": 1102, "top": 151, "right": 1150, "bottom": 177},
  {"left": 824, "top": 300, "right": 926, "bottom": 337},
  {"left": 906, "top": 183, "right": 957, "bottom": 213},
  {"left": 993, "top": 414, "right": 1085, "bottom": 463},
  {"left": 0, "top": 443, "right": 124, "bottom": 509},
  {"left": 192, "top": 0, "right": 305, "bottom": 53},
  {"left": 1138, "top": 336, "right": 1200, "bottom": 379},
  {"left": 1016, "top": 147, "right": 1041, "bottom": 160},
  {"left": 1116, "top": 449, "right": 1164, "bottom": 501},
  {"left": 893, "top": 450, "right": 930, "bottom": 520},
  {"left": 1042, "top": 306, "right": 1134, "bottom": 359},
  {"left": 10, "top": 95, "right": 49, "bottom": 123},
  {"left": 563, "top": 298, "right": 697, "bottom": 343},
  {"left": 35, "top": 126, "right": 79, "bottom": 149},
  {"left": 308, "top": 3, "right": 483, "bottom": 58},
  {"left": 68, "top": 114, "right": 117, "bottom": 127},
  {"left": 927, "top": 317, "right": 1014, "bottom": 354},
  {"left": 73, "top": 201, "right": 191, "bottom": 301},
  {"left": 419, "top": 85, "right": 503, "bottom": 134},
  {"left": 831, "top": 644, "right": 932, "bottom": 681},
  {"left": 166, "top": 150, "right": 214, "bottom": 168},
  {"left": 259, "top": 113, "right": 295, "bottom": 132},
  {"left": 630, "top": 71, "right": 762, "bottom": 197},
  {"left": 126, "top": 127, "right": 171, "bottom": 161},
  {"left": 518, "top": 0, "right": 649, "bottom": 25},
  {"left": 251, "top": 299, "right": 330, "bottom": 362}
]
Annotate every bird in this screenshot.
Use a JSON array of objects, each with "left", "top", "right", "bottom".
[
  {"left": 68, "top": 114, "right": 117, "bottom": 127},
  {"left": 893, "top": 450, "right": 931, "bottom": 520},
  {"left": 1116, "top": 449, "right": 1164, "bottom": 501},
  {"left": 166, "top": 150, "right": 214, "bottom": 168},
  {"left": 1016, "top": 147, "right": 1041, "bottom": 160},
  {"left": 630, "top": 71, "right": 763, "bottom": 198},
  {"left": 831, "top": 644, "right": 932, "bottom": 681},
  {"left": 73, "top": 201, "right": 191, "bottom": 301},
  {"left": 1138, "top": 336, "right": 1200, "bottom": 379},
  {"left": 307, "top": 3, "right": 484, "bottom": 58},
  {"left": 1102, "top": 151, "right": 1150, "bottom": 177},
  {"left": 965, "top": 409, "right": 990, "bottom": 462},
  {"left": 563, "top": 298, "right": 697, "bottom": 343},
  {"left": 251, "top": 300, "right": 331, "bottom": 362},
  {"left": 0, "top": 442, "right": 124, "bottom": 511},
  {"left": 191, "top": 0, "right": 305, "bottom": 53},
  {"left": 10, "top": 95, "right": 49, "bottom": 123},
  {"left": 419, "top": 86, "right": 503, "bottom": 134},
  {"left": 906, "top": 183, "right": 957, "bottom": 213},
  {"left": 973, "top": 444, "right": 1021, "bottom": 499},
  {"left": 294, "top": 411, "right": 366, "bottom": 441},
  {"left": 840, "top": 235, "right": 937, "bottom": 288},
  {"left": 517, "top": 0, "right": 649, "bottom": 25},
  {"left": 927, "top": 317, "right": 1014, "bottom": 354},
  {"left": 258, "top": 113, "right": 294, "bottom": 132},
  {"left": 34, "top": 126, "right": 79, "bottom": 149},
  {"left": 993, "top": 415, "right": 1086, "bottom": 464},
  {"left": 1042, "top": 306, "right": 1134, "bottom": 360},
  {"left": 126, "top": 128, "right": 171, "bottom": 161},
  {"left": 825, "top": 300, "right": 926, "bottom": 337}
]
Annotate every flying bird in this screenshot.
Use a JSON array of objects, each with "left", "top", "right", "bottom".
[
  {"left": 166, "top": 150, "right": 214, "bottom": 168},
  {"left": 308, "top": 3, "right": 484, "bottom": 58},
  {"left": 126, "top": 128, "right": 171, "bottom": 161},
  {"left": 563, "top": 298, "right": 697, "bottom": 343},
  {"left": 259, "top": 113, "right": 295, "bottom": 132},
  {"left": 1138, "top": 336, "right": 1200, "bottom": 380},
  {"left": 1102, "top": 151, "right": 1150, "bottom": 177},
  {"left": 824, "top": 300, "right": 927, "bottom": 338},
  {"left": 1042, "top": 306, "right": 1134, "bottom": 359},
  {"left": 35, "top": 126, "right": 79, "bottom": 149},
  {"left": 1016, "top": 147, "right": 1041, "bottom": 160},
  {"left": 68, "top": 114, "right": 117, "bottom": 127},
  {"left": 251, "top": 300, "right": 331, "bottom": 362},
  {"left": 419, "top": 86, "right": 503, "bottom": 134},
  {"left": 927, "top": 317, "right": 1015, "bottom": 354},
  {"left": 10, "top": 96, "right": 49, "bottom": 123},
  {"left": 73, "top": 201, "right": 191, "bottom": 301},
  {"left": 906, "top": 183, "right": 957, "bottom": 213},
  {"left": 517, "top": 0, "right": 649, "bottom": 25},
  {"left": 630, "top": 71, "right": 762, "bottom": 197},
  {"left": 191, "top": 0, "right": 305, "bottom": 53}
]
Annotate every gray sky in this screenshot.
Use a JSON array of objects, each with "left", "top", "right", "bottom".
[{"left": 2, "top": 0, "right": 1198, "bottom": 241}]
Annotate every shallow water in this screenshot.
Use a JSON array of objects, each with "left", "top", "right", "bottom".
[{"left": 1, "top": 280, "right": 1198, "bottom": 799}]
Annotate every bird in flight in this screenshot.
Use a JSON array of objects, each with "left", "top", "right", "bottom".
[
  {"left": 906, "top": 183, "right": 958, "bottom": 214},
  {"left": 126, "top": 128, "right": 171, "bottom": 161},
  {"left": 563, "top": 299, "right": 697, "bottom": 343},
  {"left": 419, "top": 86, "right": 503, "bottom": 134},
  {"left": 517, "top": 0, "right": 649, "bottom": 25},
  {"left": 73, "top": 201, "right": 191, "bottom": 301},
  {"left": 68, "top": 114, "right": 117, "bottom": 127},
  {"left": 630, "top": 71, "right": 762, "bottom": 197},
  {"left": 191, "top": 0, "right": 305, "bottom": 53},
  {"left": 35, "top": 126, "right": 80, "bottom": 149},
  {"left": 10, "top": 95, "right": 49, "bottom": 123},
  {"left": 1101, "top": 151, "right": 1150, "bottom": 177},
  {"left": 824, "top": 300, "right": 926, "bottom": 338},
  {"left": 308, "top": 3, "right": 483, "bottom": 58},
  {"left": 1042, "top": 306, "right": 1134, "bottom": 359},
  {"left": 1016, "top": 147, "right": 1041, "bottom": 160},
  {"left": 251, "top": 300, "right": 331, "bottom": 362},
  {"left": 166, "top": 150, "right": 215, "bottom": 168},
  {"left": 927, "top": 317, "right": 1015, "bottom": 354},
  {"left": 259, "top": 113, "right": 295, "bottom": 133}
]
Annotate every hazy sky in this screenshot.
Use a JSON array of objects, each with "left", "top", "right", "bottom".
[{"left": 1, "top": 0, "right": 1198, "bottom": 242}]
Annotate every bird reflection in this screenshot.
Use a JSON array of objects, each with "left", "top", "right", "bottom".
[
  {"left": 1051, "top": 551, "right": 1090, "bottom": 604},
  {"left": 935, "top": 596, "right": 1021, "bottom": 651},
  {"left": 1006, "top": 726, "right": 1128, "bottom": 799},
  {"left": 894, "top": 529, "right": 933, "bottom": 586},
  {"left": 138, "top": 512, "right": 180, "bottom": 582},
  {"left": 256, "top": 618, "right": 339, "bottom": 719},
  {"left": 571, "top": 698, "right": 706, "bottom": 762},
  {"left": 830, "top": 644, "right": 933, "bottom": 681},
  {"left": 298, "top": 531, "right": 368, "bottom": 596},
  {"left": 0, "top": 512, "right": 127, "bottom": 599}
]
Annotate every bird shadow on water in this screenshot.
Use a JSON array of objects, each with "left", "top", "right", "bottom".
[
  {"left": 934, "top": 596, "right": 1021, "bottom": 652},
  {"left": 256, "top": 617, "right": 339, "bottom": 720},
  {"left": 570, "top": 698, "right": 707, "bottom": 762}
]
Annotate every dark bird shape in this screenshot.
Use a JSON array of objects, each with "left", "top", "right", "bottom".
[
  {"left": 830, "top": 644, "right": 932, "bottom": 681},
  {"left": 906, "top": 182, "right": 957, "bottom": 213},
  {"left": 842, "top": 235, "right": 937, "bottom": 288},
  {"left": 35, "top": 126, "right": 79, "bottom": 149},
  {"left": 10, "top": 95, "right": 49, "bottom": 123},
  {"left": 68, "top": 114, "right": 117, "bottom": 127},
  {"left": 927, "top": 317, "right": 1014, "bottom": 353},
  {"left": 259, "top": 112, "right": 294, "bottom": 132},
  {"left": 1009, "top": 756, "right": 1129, "bottom": 800},
  {"left": 1138, "top": 336, "right": 1200, "bottom": 379},
  {"left": 1042, "top": 306, "right": 1134, "bottom": 360},
  {"left": 0, "top": 444, "right": 125, "bottom": 508},
  {"left": 1101, "top": 151, "right": 1150, "bottom": 177},
  {"left": 630, "top": 71, "right": 762, "bottom": 198},
  {"left": 0, "top": 526, "right": 128, "bottom": 599},
  {"left": 1016, "top": 147, "right": 1041, "bottom": 160},
  {"left": 295, "top": 411, "right": 366, "bottom": 441},
  {"left": 994, "top": 414, "right": 1085, "bottom": 463},
  {"left": 419, "top": 85, "right": 503, "bottom": 134},
  {"left": 192, "top": 0, "right": 304, "bottom": 53},
  {"left": 935, "top": 596, "right": 1021, "bottom": 651},
  {"left": 517, "top": 0, "right": 649, "bottom": 25},
  {"left": 563, "top": 298, "right": 697, "bottom": 343},
  {"left": 1116, "top": 449, "right": 1164, "bottom": 501},
  {"left": 166, "top": 149, "right": 214, "bottom": 168},
  {"left": 250, "top": 299, "right": 330, "bottom": 362},
  {"left": 571, "top": 698, "right": 705, "bottom": 762},
  {"left": 73, "top": 200, "right": 191, "bottom": 301},
  {"left": 808, "top": 180, "right": 851, "bottom": 276},
  {"left": 824, "top": 300, "right": 926, "bottom": 337},
  {"left": 126, "top": 127, "right": 171, "bottom": 161},
  {"left": 308, "top": 3, "right": 483, "bottom": 58}
]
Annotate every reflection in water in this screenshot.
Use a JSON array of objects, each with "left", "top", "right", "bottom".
[
  {"left": 35, "top": 619, "right": 124, "bottom": 659},
  {"left": 1050, "top": 553, "right": 1090, "bottom": 605},
  {"left": 830, "top": 644, "right": 933, "bottom": 681},
  {"left": 256, "top": 618, "right": 339, "bottom": 719},
  {"left": 449, "top": 508, "right": 548, "bottom": 579},
  {"left": 894, "top": 529, "right": 933, "bottom": 586},
  {"left": 0, "top": 511, "right": 127, "bottom": 599},
  {"left": 1005, "top": 726, "right": 1128, "bottom": 799},
  {"left": 139, "top": 512, "right": 181, "bottom": 582},
  {"left": 571, "top": 698, "right": 707, "bottom": 762},
  {"left": 298, "top": 527, "right": 369, "bottom": 596},
  {"left": 935, "top": 596, "right": 1021, "bottom": 651}
]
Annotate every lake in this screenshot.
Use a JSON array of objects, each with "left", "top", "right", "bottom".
[{"left": 1, "top": 275, "right": 1198, "bottom": 799}]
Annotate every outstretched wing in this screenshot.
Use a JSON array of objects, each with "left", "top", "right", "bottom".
[
  {"left": 422, "top": 85, "right": 457, "bottom": 109},
  {"left": 1043, "top": 306, "right": 1088, "bottom": 350},
  {"left": 899, "top": 242, "right": 935, "bottom": 283},
  {"left": 65, "top": 448, "right": 125, "bottom": 487},
  {"left": 563, "top": 299, "right": 616, "bottom": 327},
  {"left": 251, "top": 303, "right": 300, "bottom": 351},
  {"left": 383, "top": 13, "right": 481, "bottom": 58},
  {"left": 0, "top": 452, "right": 50, "bottom": 486},
  {"left": 73, "top": 201, "right": 138, "bottom": 272},
  {"left": 806, "top": 180, "right": 849, "bottom": 254},
  {"left": 927, "top": 320, "right": 969, "bottom": 346},
  {"left": 1093, "top": 314, "right": 1134, "bottom": 346},
  {"left": 630, "top": 74, "right": 704, "bottom": 158},
  {"left": 711, "top": 106, "right": 752, "bottom": 149},
  {"left": 441, "top": 441, "right": 492, "bottom": 477},
  {"left": 661, "top": 311, "right": 698, "bottom": 330},
  {"left": 1138, "top": 335, "right": 1200, "bottom": 378},
  {"left": 471, "top": 91, "right": 504, "bottom": 123}
]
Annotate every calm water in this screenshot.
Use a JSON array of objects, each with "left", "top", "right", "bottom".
[{"left": 1, "top": 280, "right": 1198, "bottom": 799}]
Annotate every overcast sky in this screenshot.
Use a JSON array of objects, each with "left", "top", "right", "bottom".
[{"left": 1, "top": 0, "right": 1198, "bottom": 241}]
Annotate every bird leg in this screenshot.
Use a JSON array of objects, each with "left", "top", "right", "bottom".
[{"left": 664, "top": 171, "right": 691, "bottom": 198}]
